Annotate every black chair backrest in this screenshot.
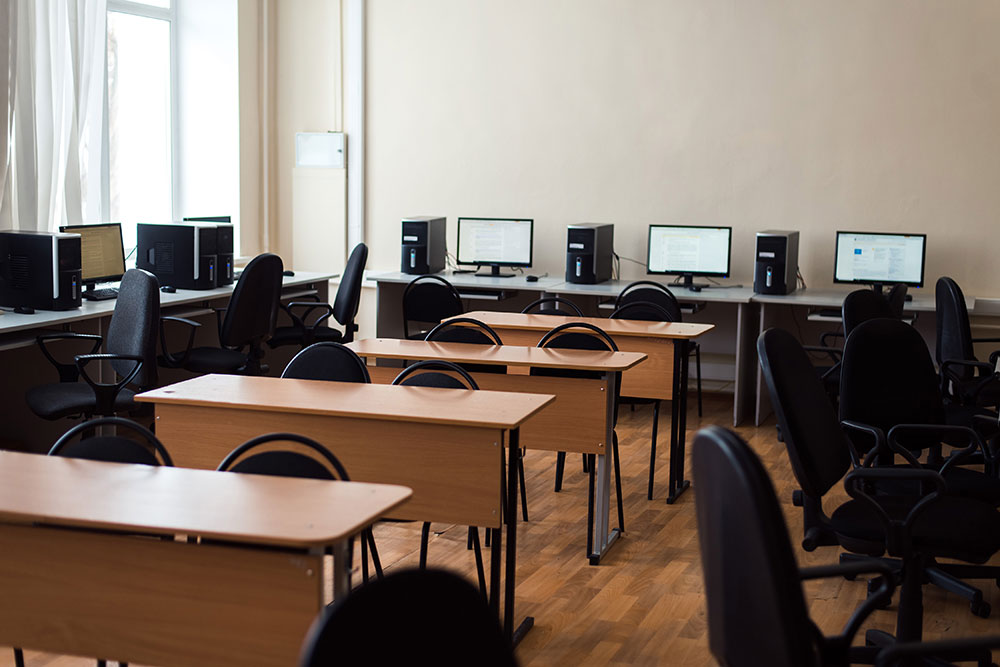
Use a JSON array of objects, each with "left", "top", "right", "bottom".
[
  {"left": 535, "top": 323, "right": 620, "bottom": 423},
  {"left": 332, "top": 243, "right": 368, "bottom": 335},
  {"left": 693, "top": 426, "right": 819, "bottom": 667},
  {"left": 281, "top": 342, "right": 371, "bottom": 383},
  {"left": 609, "top": 300, "right": 674, "bottom": 322},
  {"left": 391, "top": 359, "right": 479, "bottom": 390},
  {"left": 885, "top": 283, "right": 908, "bottom": 319},
  {"left": 425, "top": 317, "right": 503, "bottom": 346},
  {"left": 49, "top": 416, "right": 173, "bottom": 466},
  {"left": 221, "top": 253, "right": 284, "bottom": 348},
  {"left": 841, "top": 288, "right": 894, "bottom": 337},
  {"left": 402, "top": 275, "right": 464, "bottom": 338},
  {"left": 615, "top": 281, "right": 683, "bottom": 322},
  {"left": 521, "top": 297, "right": 583, "bottom": 317},
  {"left": 757, "top": 328, "right": 852, "bottom": 500},
  {"left": 107, "top": 268, "right": 160, "bottom": 388},
  {"left": 216, "top": 432, "right": 350, "bottom": 481},
  {"left": 936, "top": 276, "right": 976, "bottom": 375},
  {"left": 299, "top": 568, "right": 517, "bottom": 667},
  {"left": 840, "top": 317, "right": 946, "bottom": 434}
]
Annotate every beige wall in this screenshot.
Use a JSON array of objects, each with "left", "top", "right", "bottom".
[{"left": 366, "top": 0, "right": 1000, "bottom": 295}]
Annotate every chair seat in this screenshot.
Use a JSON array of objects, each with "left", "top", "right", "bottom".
[
  {"left": 267, "top": 325, "right": 344, "bottom": 349},
  {"left": 25, "top": 383, "right": 137, "bottom": 420},
  {"left": 162, "top": 347, "right": 249, "bottom": 374},
  {"left": 831, "top": 494, "right": 1000, "bottom": 562}
]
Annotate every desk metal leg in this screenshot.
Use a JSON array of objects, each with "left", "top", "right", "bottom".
[
  {"left": 505, "top": 427, "right": 533, "bottom": 646},
  {"left": 667, "top": 340, "right": 692, "bottom": 504},
  {"left": 331, "top": 541, "right": 351, "bottom": 599},
  {"left": 587, "top": 372, "right": 623, "bottom": 565}
]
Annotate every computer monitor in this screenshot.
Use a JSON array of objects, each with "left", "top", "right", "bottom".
[
  {"left": 834, "top": 231, "right": 927, "bottom": 289},
  {"left": 183, "top": 216, "right": 232, "bottom": 224},
  {"left": 646, "top": 224, "right": 732, "bottom": 290},
  {"left": 59, "top": 223, "right": 126, "bottom": 296},
  {"left": 456, "top": 217, "right": 533, "bottom": 277}
]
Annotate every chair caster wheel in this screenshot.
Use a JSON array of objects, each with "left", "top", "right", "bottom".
[{"left": 971, "top": 600, "right": 991, "bottom": 619}]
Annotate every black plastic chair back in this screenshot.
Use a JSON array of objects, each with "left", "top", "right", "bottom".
[
  {"left": 217, "top": 432, "right": 350, "bottom": 481},
  {"left": 425, "top": 318, "right": 505, "bottom": 375},
  {"left": 885, "top": 283, "right": 908, "bottom": 319},
  {"left": 936, "top": 277, "right": 976, "bottom": 379},
  {"left": 615, "top": 281, "right": 683, "bottom": 322},
  {"left": 757, "top": 328, "right": 852, "bottom": 499},
  {"left": 521, "top": 297, "right": 583, "bottom": 317},
  {"left": 49, "top": 416, "right": 173, "bottom": 466},
  {"left": 281, "top": 342, "right": 371, "bottom": 383},
  {"left": 693, "top": 426, "right": 819, "bottom": 667},
  {"left": 106, "top": 268, "right": 160, "bottom": 388},
  {"left": 299, "top": 568, "right": 516, "bottom": 667},
  {"left": 332, "top": 243, "right": 368, "bottom": 338},
  {"left": 842, "top": 289, "right": 894, "bottom": 337},
  {"left": 840, "top": 318, "right": 946, "bottom": 436},
  {"left": 220, "top": 253, "right": 284, "bottom": 348},
  {"left": 535, "top": 322, "right": 619, "bottom": 422},
  {"left": 402, "top": 275, "right": 464, "bottom": 339},
  {"left": 609, "top": 300, "right": 673, "bottom": 322},
  {"left": 392, "top": 359, "right": 479, "bottom": 390}
]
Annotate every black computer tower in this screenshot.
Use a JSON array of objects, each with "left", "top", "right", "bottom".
[
  {"left": 183, "top": 217, "right": 234, "bottom": 286},
  {"left": 566, "top": 224, "right": 614, "bottom": 284},
  {"left": 137, "top": 222, "right": 218, "bottom": 290},
  {"left": 401, "top": 216, "right": 446, "bottom": 274},
  {"left": 753, "top": 230, "right": 799, "bottom": 295},
  {"left": 0, "top": 230, "right": 82, "bottom": 310}
]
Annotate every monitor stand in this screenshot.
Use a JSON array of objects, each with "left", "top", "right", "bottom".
[
  {"left": 678, "top": 274, "right": 710, "bottom": 292},
  {"left": 476, "top": 265, "right": 517, "bottom": 278}
]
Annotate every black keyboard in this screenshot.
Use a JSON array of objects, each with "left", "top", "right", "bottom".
[
  {"left": 815, "top": 308, "right": 840, "bottom": 318},
  {"left": 83, "top": 288, "right": 119, "bottom": 301}
]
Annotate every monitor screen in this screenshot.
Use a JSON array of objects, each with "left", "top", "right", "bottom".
[
  {"left": 456, "top": 218, "right": 533, "bottom": 267},
  {"left": 646, "top": 225, "right": 732, "bottom": 277},
  {"left": 60, "top": 222, "right": 126, "bottom": 283},
  {"left": 834, "top": 231, "right": 926, "bottom": 287}
]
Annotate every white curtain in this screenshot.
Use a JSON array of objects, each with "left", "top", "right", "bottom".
[
  {"left": 0, "top": 0, "right": 16, "bottom": 229},
  {"left": 9, "top": 0, "right": 106, "bottom": 231}
]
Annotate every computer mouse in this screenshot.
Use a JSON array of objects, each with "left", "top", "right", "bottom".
[
  {"left": 690, "top": 285, "right": 702, "bottom": 293},
  {"left": 526, "top": 275, "right": 539, "bottom": 283},
  {"left": 160, "top": 285, "right": 176, "bottom": 293},
  {"left": 282, "top": 270, "right": 295, "bottom": 277},
  {"left": 13, "top": 305, "right": 34, "bottom": 315}
]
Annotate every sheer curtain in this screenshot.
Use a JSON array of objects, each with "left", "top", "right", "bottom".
[
  {"left": 0, "top": 1, "right": 16, "bottom": 229},
  {"left": 8, "top": 0, "right": 106, "bottom": 232}
]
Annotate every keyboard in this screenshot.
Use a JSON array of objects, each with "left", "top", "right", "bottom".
[
  {"left": 814, "top": 308, "right": 840, "bottom": 318},
  {"left": 83, "top": 288, "right": 119, "bottom": 301}
]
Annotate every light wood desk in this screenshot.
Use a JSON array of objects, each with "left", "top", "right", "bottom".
[
  {"left": 0, "top": 450, "right": 409, "bottom": 667},
  {"left": 348, "top": 338, "right": 646, "bottom": 564},
  {"left": 136, "top": 374, "right": 554, "bottom": 645},
  {"left": 453, "top": 311, "right": 714, "bottom": 503}
]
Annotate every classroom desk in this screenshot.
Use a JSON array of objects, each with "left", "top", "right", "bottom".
[
  {"left": 0, "top": 450, "right": 409, "bottom": 667},
  {"left": 136, "top": 374, "right": 554, "bottom": 645},
  {"left": 348, "top": 338, "right": 646, "bottom": 564},
  {"left": 452, "top": 311, "right": 713, "bottom": 503}
]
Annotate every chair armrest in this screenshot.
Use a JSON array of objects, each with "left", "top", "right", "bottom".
[
  {"left": 284, "top": 301, "right": 336, "bottom": 329},
  {"left": 802, "top": 344, "right": 842, "bottom": 366},
  {"left": 801, "top": 560, "right": 896, "bottom": 642},
  {"left": 819, "top": 330, "right": 845, "bottom": 348},
  {"left": 940, "top": 359, "right": 997, "bottom": 403},
  {"left": 159, "top": 316, "right": 201, "bottom": 368},
  {"left": 75, "top": 353, "right": 144, "bottom": 417},
  {"left": 887, "top": 423, "right": 985, "bottom": 471},
  {"left": 971, "top": 337, "right": 1000, "bottom": 344},
  {"left": 36, "top": 333, "right": 103, "bottom": 382},
  {"left": 874, "top": 636, "right": 1000, "bottom": 667},
  {"left": 840, "top": 420, "right": 884, "bottom": 467},
  {"left": 844, "top": 467, "right": 946, "bottom": 555}
]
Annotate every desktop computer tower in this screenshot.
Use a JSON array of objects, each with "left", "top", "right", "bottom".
[
  {"left": 0, "top": 230, "right": 82, "bottom": 310},
  {"left": 401, "top": 216, "right": 446, "bottom": 274},
  {"left": 754, "top": 230, "right": 799, "bottom": 295},
  {"left": 183, "top": 217, "right": 234, "bottom": 286},
  {"left": 566, "top": 223, "right": 614, "bottom": 284},
  {"left": 137, "top": 222, "right": 218, "bottom": 290}
]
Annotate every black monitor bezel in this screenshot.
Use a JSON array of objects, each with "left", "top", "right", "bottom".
[
  {"left": 645, "top": 224, "right": 733, "bottom": 278},
  {"left": 833, "top": 230, "right": 927, "bottom": 288},
  {"left": 455, "top": 217, "right": 534, "bottom": 268},
  {"left": 183, "top": 216, "right": 232, "bottom": 224},
  {"left": 59, "top": 222, "right": 127, "bottom": 284}
]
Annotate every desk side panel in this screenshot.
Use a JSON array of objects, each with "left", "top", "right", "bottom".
[
  {"left": 0, "top": 523, "right": 322, "bottom": 667},
  {"left": 155, "top": 404, "right": 502, "bottom": 527}
]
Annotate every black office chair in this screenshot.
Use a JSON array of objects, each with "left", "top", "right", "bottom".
[
  {"left": 936, "top": 276, "right": 1000, "bottom": 409},
  {"left": 159, "top": 253, "right": 283, "bottom": 376},
  {"left": 693, "top": 425, "right": 1000, "bottom": 667},
  {"left": 391, "top": 361, "right": 488, "bottom": 594},
  {"left": 758, "top": 326, "right": 1000, "bottom": 641},
  {"left": 48, "top": 416, "right": 173, "bottom": 466},
  {"left": 842, "top": 288, "right": 895, "bottom": 336},
  {"left": 614, "top": 280, "right": 701, "bottom": 417},
  {"left": 26, "top": 268, "right": 159, "bottom": 423},
  {"left": 520, "top": 296, "right": 583, "bottom": 317},
  {"left": 885, "top": 283, "right": 908, "bottom": 319},
  {"left": 216, "top": 432, "right": 383, "bottom": 584},
  {"left": 298, "top": 568, "right": 517, "bottom": 667},
  {"left": 402, "top": 275, "right": 464, "bottom": 340},
  {"left": 534, "top": 322, "right": 625, "bottom": 534},
  {"left": 269, "top": 243, "right": 368, "bottom": 350},
  {"left": 281, "top": 342, "right": 372, "bottom": 383}
]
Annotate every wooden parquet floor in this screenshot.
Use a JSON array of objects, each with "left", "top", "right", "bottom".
[{"left": 4, "top": 394, "right": 999, "bottom": 665}]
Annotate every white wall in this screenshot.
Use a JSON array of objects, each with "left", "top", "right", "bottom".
[{"left": 366, "top": 0, "right": 1000, "bottom": 295}]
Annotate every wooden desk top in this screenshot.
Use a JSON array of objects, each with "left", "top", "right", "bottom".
[
  {"left": 0, "top": 450, "right": 410, "bottom": 548},
  {"left": 137, "top": 374, "right": 554, "bottom": 430},
  {"left": 348, "top": 338, "right": 647, "bottom": 371},
  {"left": 456, "top": 311, "right": 714, "bottom": 339}
]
